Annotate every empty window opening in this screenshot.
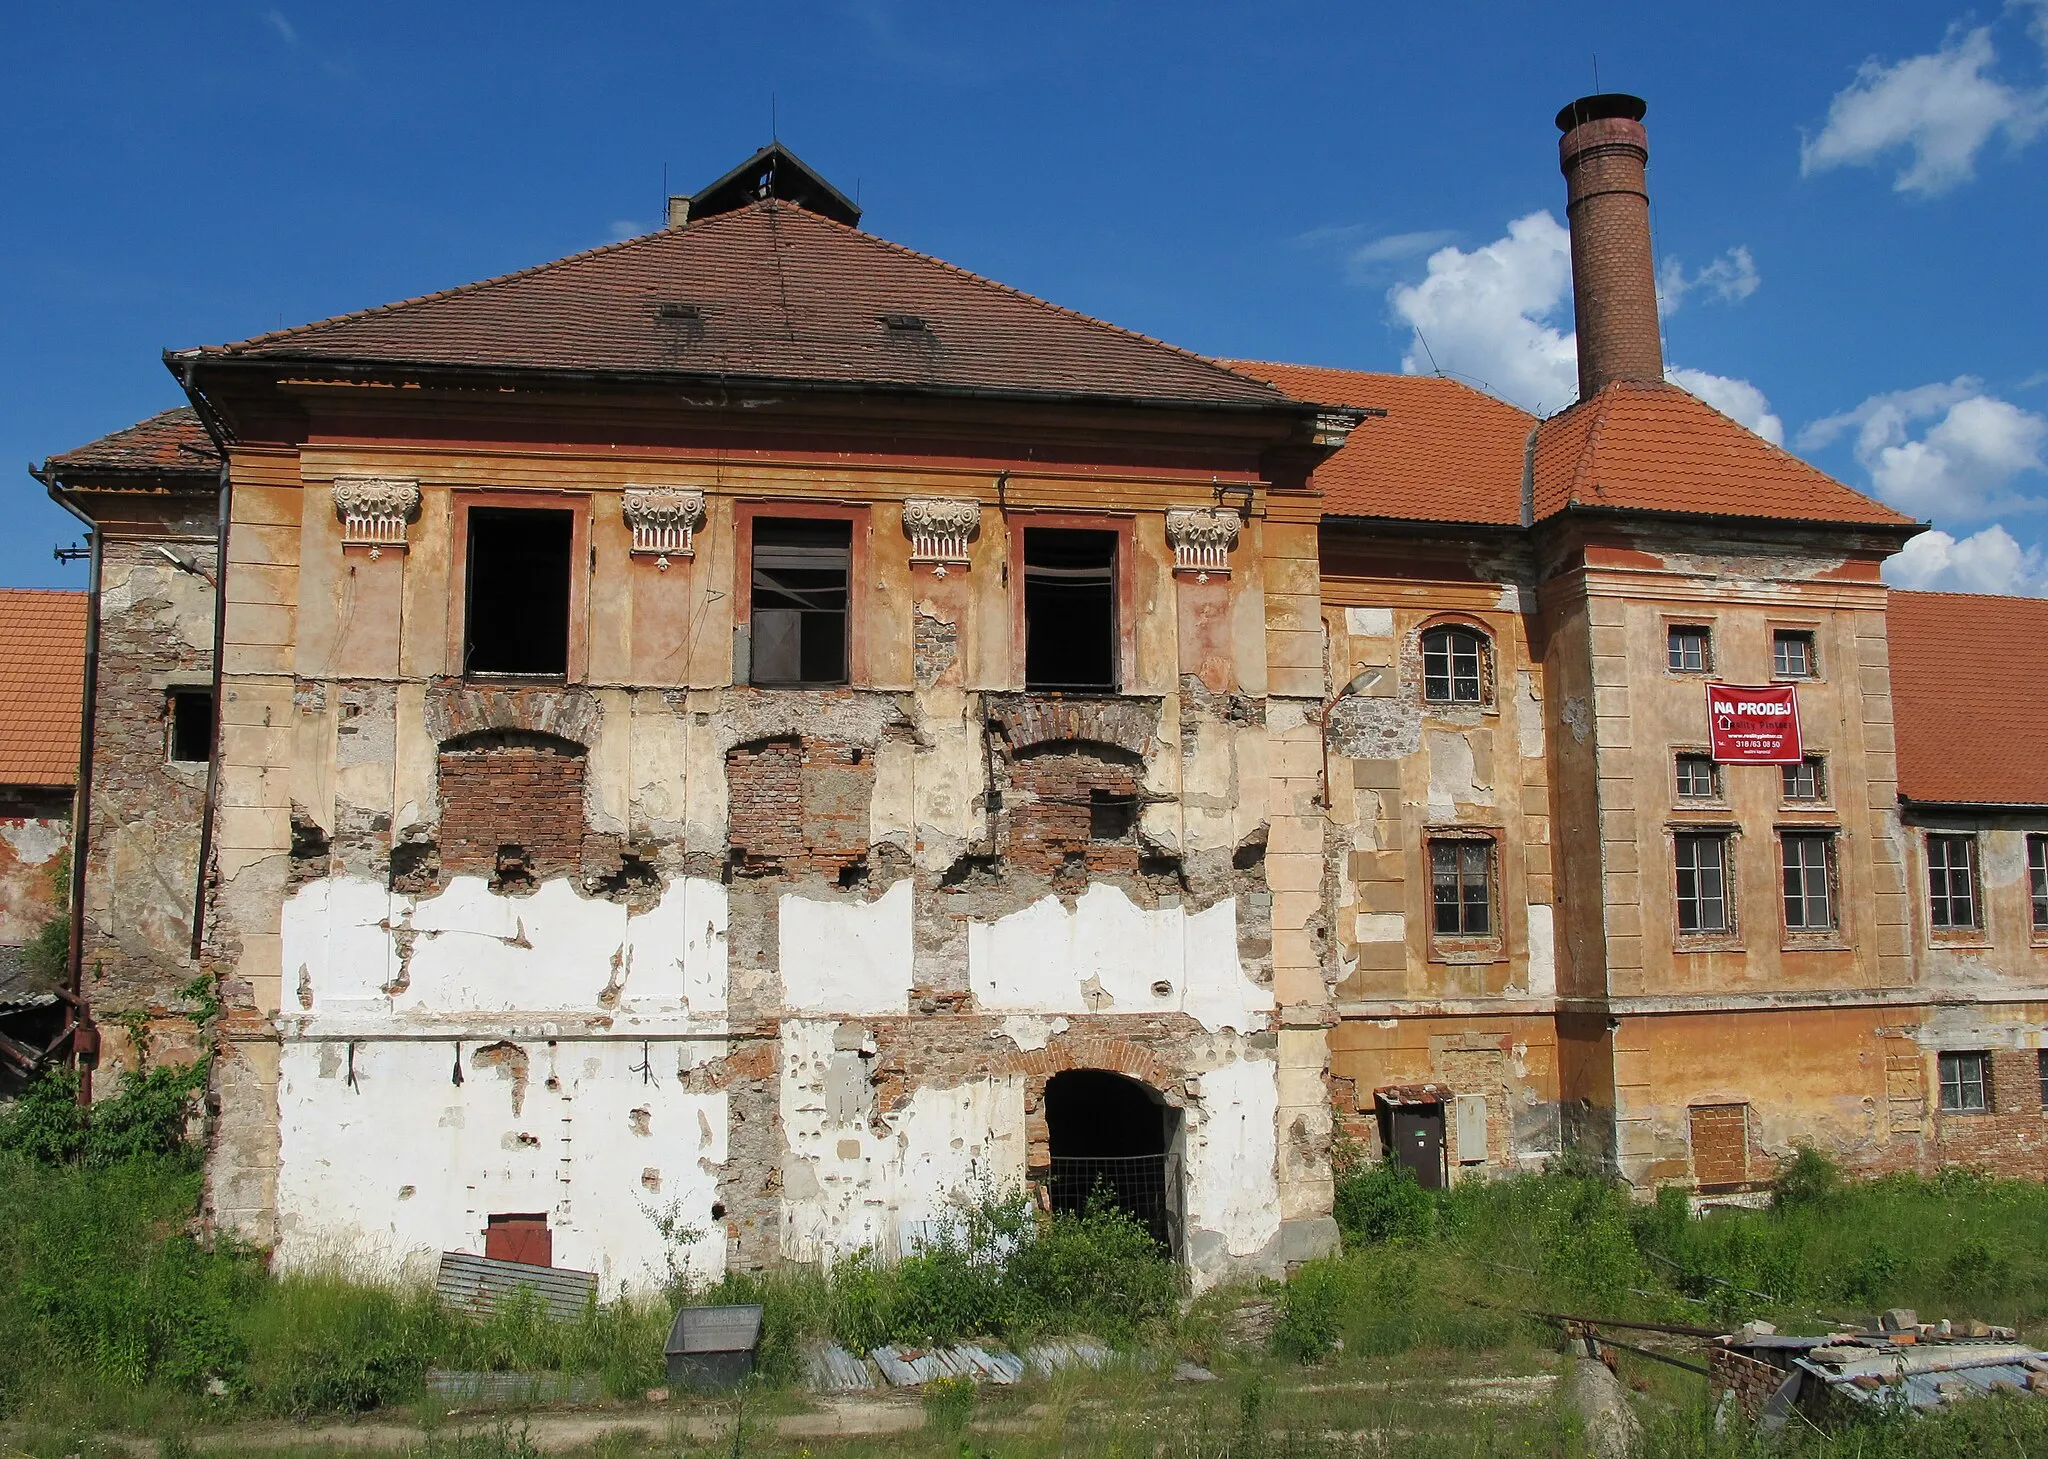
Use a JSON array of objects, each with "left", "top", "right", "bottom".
[
  {"left": 1421, "top": 625, "right": 1486, "bottom": 703},
  {"left": 465, "top": 508, "right": 573, "bottom": 678},
  {"left": 484, "top": 1212, "right": 553, "bottom": 1267},
  {"left": 1928, "top": 834, "right": 1980, "bottom": 929},
  {"left": 1429, "top": 839, "right": 1493, "bottom": 937},
  {"left": 1043, "top": 1069, "right": 1179, "bottom": 1253},
  {"left": 751, "top": 518, "right": 851, "bottom": 686},
  {"left": 1089, "top": 788, "right": 1136, "bottom": 841},
  {"left": 1773, "top": 630, "right": 1817, "bottom": 679},
  {"left": 1024, "top": 528, "right": 1117, "bottom": 692},
  {"left": 1689, "top": 1104, "right": 1750, "bottom": 1188},
  {"left": 2032, "top": 836, "right": 2048, "bottom": 932},
  {"left": 1668, "top": 625, "right": 1712, "bottom": 673},
  {"left": 1675, "top": 754, "right": 1719, "bottom": 800},
  {"left": 1781, "top": 831, "right": 1836, "bottom": 932},
  {"left": 1783, "top": 757, "right": 1826, "bottom": 802},
  {"left": 1939, "top": 1051, "right": 1989, "bottom": 1113},
  {"left": 1675, "top": 832, "right": 1731, "bottom": 935},
  {"left": 167, "top": 688, "right": 213, "bottom": 764}
]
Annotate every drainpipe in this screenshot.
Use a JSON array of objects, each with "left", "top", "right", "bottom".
[{"left": 40, "top": 471, "right": 102, "bottom": 1103}]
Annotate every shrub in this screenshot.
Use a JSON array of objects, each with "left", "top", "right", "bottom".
[
  {"left": 1771, "top": 1144, "right": 1841, "bottom": 1210},
  {"left": 922, "top": 1373, "right": 976, "bottom": 1433},
  {"left": 1332, "top": 1150, "right": 1435, "bottom": 1247}
]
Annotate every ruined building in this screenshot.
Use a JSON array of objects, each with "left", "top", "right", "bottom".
[{"left": 28, "top": 96, "right": 2048, "bottom": 1292}]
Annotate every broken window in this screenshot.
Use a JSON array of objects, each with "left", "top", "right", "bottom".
[
  {"left": 1927, "top": 834, "right": 1979, "bottom": 930},
  {"left": 1024, "top": 528, "right": 1117, "bottom": 692},
  {"left": 2039, "top": 1050, "right": 2047, "bottom": 1110},
  {"left": 1675, "top": 753, "right": 1718, "bottom": 799},
  {"left": 465, "top": 508, "right": 573, "bottom": 677},
  {"left": 1781, "top": 831, "right": 1836, "bottom": 932},
  {"left": 750, "top": 518, "right": 851, "bottom": 686},
  {"left": 1675, "top": 832, "right": 1730, "bottom": 934},
  {"left": 1667, "top": 625, "right": 1711, "bottom": 673},
  {"left": 2030, "top": 835, "right": 2048, "bottom": 931},
  {"left": 1420, "top": 625, "right": 1486, "bottom": 703},
  {"left": 1089, "top": 787, "right": 1136, "bottom": 841},
  {"left": 1429, "top": 839, "right": 1492, "bottom": 937},
  {"left": 1782, "top": 756, "right": 1826, "bottom": 803},
  {"left": 1939, "top": 1051, "right": 1989, "bottom": 1113},
  {"left": 166, "top": 688, "right": 213, "bottom": 764},
  {"left": 1772, "top": 629, "right": 1817, "bottom": 679}
]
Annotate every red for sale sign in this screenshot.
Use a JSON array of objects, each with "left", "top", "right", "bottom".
[{"left": 1706, "top": 683, "right": 1803, "bottom": 764}]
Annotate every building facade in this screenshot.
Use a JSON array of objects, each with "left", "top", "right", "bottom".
[{"left": 31, "top": 97, "right": 2048, "bottom": 1289}]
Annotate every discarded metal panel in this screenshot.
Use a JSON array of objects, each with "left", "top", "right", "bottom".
[
  {"left": 955, "top": 1344, "right": 1025, "bottom": 1384},
  {"left": 436, "top": 1251, "right": 597, "bottom": 1322},
  {"left": 1024, "top": 1339, "right": 1113, "bottom": 1378},
  {"left": 665, "top": 1303, "right": 764, "bottom": 1392},
  {"left": 873, "top": 1344, "right": 981, "bottom": 1387},
  {"left": 804, "top": 1343, "right": 878, "bottom": 1392},
  {"left": 424, "top": 1369, "right": 601, "bottom": 1404}
]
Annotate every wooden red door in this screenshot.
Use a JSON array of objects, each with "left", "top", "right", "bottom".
[{"left": 485, "top": 1213, "right": 552, "bottom": 1267}]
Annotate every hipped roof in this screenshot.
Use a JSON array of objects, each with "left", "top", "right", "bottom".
[
  {"left": 42, "top": 407, "right": 218, "bottom": 479},
  {"left": 1889, "top": 589, "right": 2048, "bottom": 807}
]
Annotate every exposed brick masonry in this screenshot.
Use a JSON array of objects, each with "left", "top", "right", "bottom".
[
  {"left": 1930, "top": 1048, "right": 2048, "bottom": 1177},
  {"left": 1558, "top": 97, "right": 1663, "bottom": 398},
  {"left": 1002, "top": 747, "right": 1142, "bottom": 877},
  {"left": 726, "top": 737, "right": 873, "bottom": 875},
  {"left": 436, "top": 736, "right": 587, "bottom": 883}
]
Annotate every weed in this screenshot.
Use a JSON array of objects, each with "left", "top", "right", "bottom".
[{"left": 922, "top": 1374, "right": 976, "bottom": 1433}]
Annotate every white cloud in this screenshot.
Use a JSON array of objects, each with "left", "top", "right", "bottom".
[
  {"left": 1667, "top": 368, "right": 1786, "bottom": 446},
  {"left": 1800, "top": 378, "right": 2048, "bottom": 518},
  {"left": 1657, "top": 246, "right": 1760, "bottom": 316},
  {"left": 1387, "top": 211, "right": 1781, "bottom": 437},
  {"left": 609, "top": 220, "right": 645, "bottom": 241},
  {"left": 1801, "top": 23, "right": 2047, "bottom": 195},
  {"left": 263, "top": 9, "right": 297, "bottom": 44},
  {"left": 1886, "top": 523, "right": 2048, "bottom": 594}
]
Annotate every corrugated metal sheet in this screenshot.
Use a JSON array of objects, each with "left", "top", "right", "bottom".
[
  {"left": 435, "top": 1251, "right": 597, "bottom": 1321},
  {"left": 805, "top": 1344, "right": 878, "bottom": 1392},
  {"left": 424, "top": 1369, "right": 600, "bottom": 1404}
]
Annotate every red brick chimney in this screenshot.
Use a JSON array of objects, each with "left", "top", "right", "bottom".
[{"left": 1556, "top": 94, "right": 1663, "bottom": 400}]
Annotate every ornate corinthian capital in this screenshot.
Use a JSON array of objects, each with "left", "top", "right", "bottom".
[
  {"left": 623, "top": 487, "right": 706, "bottom": 569},
  {"left": 332, "top": 476, "right": 421, "bottom": 557},
  {"left": 903, "top": 497, "right": 980, "bottom": 574},
  {"left": 1165, "top": 507, "right": 1242, "bottom": 581}
]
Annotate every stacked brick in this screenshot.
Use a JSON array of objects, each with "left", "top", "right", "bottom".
[
  {"left": 1002, "top": 748, "right": 1141, "bottom": 876},
  {"left": 436, "top": 740, "right": 587, "bottom": 881},
  {"left": 726, "top": 737, "right": 872, "bottom": 875}
]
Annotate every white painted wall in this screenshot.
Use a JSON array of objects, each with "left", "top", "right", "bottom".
[
  {"left": 778, "top": 1017, "right": 1026, "bottom": 1265},
  {"left": 274, "top": 1036, "right": 727, "bottom": 1294},
  {"left": 966, "top": 886, "right": 1268, "bottom": 1033},
  {"left": 1183, "top": 1055, "right": 1282, "bottom": 1284},
  {"left": 779, "top": 879, "right": 915, "bottom": 1015}
]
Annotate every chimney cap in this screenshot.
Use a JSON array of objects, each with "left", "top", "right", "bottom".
[{"left": 1555, "top": 93, "right": 1647, "bottom": 132}]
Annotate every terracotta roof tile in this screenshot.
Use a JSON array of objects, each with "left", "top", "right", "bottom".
[
  {"left": 1225, "top": 363, "right": 1533, "bottom": 524},
  {"left": 0, "top": 590, "right": 86, "bottom": 788},
  {"left": 204, "top": 203, "right": 1292, "bottom": 411},
  {"left": 1530, "top": 380, "right": 1912, "bottom": 527},
  {"left": 1889, "top": 589, "right": 2048, "bottom": 806},
  {"left": 44, "top": 407, "right": 218, "bottom": 477}
]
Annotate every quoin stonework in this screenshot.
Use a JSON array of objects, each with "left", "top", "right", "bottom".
[{"left": 24, "top": 98, "right": 2048, "bottom": 1293}]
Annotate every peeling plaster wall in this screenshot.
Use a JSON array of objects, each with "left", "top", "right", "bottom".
[
  {"left": 275, "top": 1036, "right": 728, "bottom": 1293},
  {"left": 0, "top": 811, "right": 68, "bottom": 946},
  {"left": 1183, "top": 1055, "right": 1281, "bottom": 1273}
]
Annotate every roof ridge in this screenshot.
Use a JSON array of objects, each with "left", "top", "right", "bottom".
[
  {"left": 763, "top": 205, "right": 1290, "bottom": 399},
  {"left": 209, "top": 225, "right": 686, "bottom": 354},
  {"left": 1567, "top": 388, "right": 1615, "bottom": 507},
  {"left": 1223, "top": 359, "right": 1541, "bottom": 417}
]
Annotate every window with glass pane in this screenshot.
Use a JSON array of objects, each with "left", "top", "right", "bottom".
[
  {"left": 749, "top": 518, "right": 851, "bottom": 686},
  {"left": 1927, "top": 834, "right": 1979, "bottom": 929},
  {"left": 2039, "top": 1049, "right": 2048, "bottom": 1111},
  {"left": 2030, "top": 836, "right": 2048, "bottom": 931},
  {"left": 1939, "top": 1051, "right": 1989, "bottom": 1112},
  {"left": 1667, "top": 626, "right": 1711, "bottom": 672},
  {"left": 1421, "top": 626, "right": 1485, "bottom": 703},
  {"left": 1781, "top": 832, "right": 1835, "bottom": 931},
  {"left": 1675, "top": 833, "right": 1730, "bottom": 934},
  {"left": 1782, "top": 757, "right": 1825, "bottom": 801},
  {"left": 1430, "top": 840, "right": 1492, "bottom": 936},
  {"left": 1772, "top": 630, "right": 1816, "bottom": 678},
  {"left": 1675, "top": 754, "right": 1718, "bottom": 799}
]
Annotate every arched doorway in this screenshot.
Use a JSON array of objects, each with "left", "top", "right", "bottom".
[{"left": 1043, "top": 1069, "right": 1182, "bottom": 1255}]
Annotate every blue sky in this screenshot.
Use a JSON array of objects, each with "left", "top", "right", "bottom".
[{"left": 5, "top": 1, "right": 2045, "bottom": 592}]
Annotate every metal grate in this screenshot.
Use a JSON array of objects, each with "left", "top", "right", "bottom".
[{"left": 1048, "top": 1153, "right": 1176, "bottom": 1253}]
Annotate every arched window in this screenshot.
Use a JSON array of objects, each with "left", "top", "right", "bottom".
[{"left": 1421, "top": 625, "right": 1488, "bottom": 704}]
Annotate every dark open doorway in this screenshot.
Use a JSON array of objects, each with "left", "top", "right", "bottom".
[
  {"left": 1376, "top": 1090, "right": 1447, "bottom": 1191},
  {"left": 1044, "top": 1069, "right": 1181, "bottom": 1255}
]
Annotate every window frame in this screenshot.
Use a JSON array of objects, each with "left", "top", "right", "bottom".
[
  {"left": 2029, "top": 834, "right": 2048, "bottom": 935},
  {"left": 1666, "top": 624, "right": 1713, "bottom": 675},
  {"left": 1424, "top": 832, "right": 1504, "bottom": 963},
  {"left": 1674, "top": 830, "right": 1735, "bottom": 939},
  {"left": 1780, "top": 829, "right": 1840, "bottom": 937},
  {"left": 1781, "top": 755, "right": 1828, "bottom": 804},
  {"left": 1771, "top": 628, "right": 1820, "bottom": 680},
  {"left": 736, "top": 501, "right": 871, "bottom": 688},
  {"left": 1006, "top": 512, "right": 1135, "bottom": 695},
  {"left": 1419, "top": 623, "right": 1491, "bottom": 706},
  {"left": 2038, "top": 1049, "right": 2048, "bottom": 1112},
  {"left": 1938, "top": 1050, "right": 1990, "bottom": 1114},
  {"left": 1674, "top": 753, "right": 1721, "bottom": 802},
  {"left": 1926, "top": 833, "right": 1982, "bottom": 933},
  {"left": 447, "top": 491, "right": 592, "bottom": 684}
]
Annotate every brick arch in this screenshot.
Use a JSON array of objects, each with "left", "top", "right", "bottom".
[
  {"left": 1010, "top": 1035, "right": 1184, "bottom": 1174},
  {"left": 424, "top": 683, "right": 603, "bottom": 748}
]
